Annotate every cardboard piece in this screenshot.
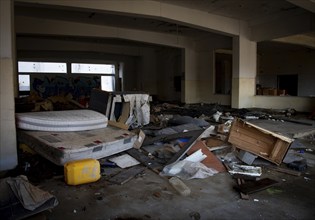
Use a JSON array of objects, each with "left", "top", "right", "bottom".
[
  {"left": 205, "top": 137, "right": 226, "bottom": 148},
  {"left": 186, "top": 140, "right": 226, "bottom": 172},
  {"left": 133, "top": 130, "right": 146, "bottom": 149},
  {"left": 118, "top": 102, "right": 130, "bottom": 123},
  {"left": 108, "top": 120, "right": 130, "bottom": 130}
]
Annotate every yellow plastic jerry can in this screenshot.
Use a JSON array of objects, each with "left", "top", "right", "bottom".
[{"left": 64, "top": 158, "right": 101, "bottom": 185}]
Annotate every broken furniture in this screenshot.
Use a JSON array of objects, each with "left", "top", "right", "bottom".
[{"left": 228, "top": 118, "right": 294, "bottom": 165}]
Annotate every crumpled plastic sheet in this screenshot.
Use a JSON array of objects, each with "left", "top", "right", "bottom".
[
  {"left": 160, "top": 160, "right": 218, "bottom": 180},
  {"left": 123, "top": 94, "right": 150, "bottom": 127},
  {"left": 6, "top": 175, "right": 58, "bottom": 211}
]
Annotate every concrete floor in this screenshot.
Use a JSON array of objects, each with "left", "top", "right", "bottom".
[
  {"left": 22, "top": 116, "right": 315, "bottom": 220},
  {"left": 29, "top": 158, "right": 315, "bottom": 220}
]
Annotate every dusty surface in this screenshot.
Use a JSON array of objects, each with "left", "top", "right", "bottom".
[
  {"left": 28, "top": 163, "right": 315, "bottom": 220},
  {"left": 15, "top": 108, "right": 315, "bottom": 220}
]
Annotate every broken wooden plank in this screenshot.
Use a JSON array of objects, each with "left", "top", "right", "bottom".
[
  {"left": 109, "top": 165, "right": 145, "bottom": 185},
  {"left": 234, "top": 178, "right": 278, "bottom": 194},
  {"left": 166, "top": 130, "right": 204, "bottom": 165},
  {"left": 232, "top": 174, "right": 259, "bottom": 181},
  {"left": 127, "top": 148, "right": 163, "bottom": 173},
  {"left": 265, "top": 165, "right": 301, "bottom": 176},
  {"left": 223, "top": 162, "right": 249, "bottom": 200},
  {"left": 237, "top": 178, "right": 250, "bottom": 200}
]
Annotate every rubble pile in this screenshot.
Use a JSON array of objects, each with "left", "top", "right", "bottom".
[{"left": 3, "top": 100, "right": 315, "bottom": 219}]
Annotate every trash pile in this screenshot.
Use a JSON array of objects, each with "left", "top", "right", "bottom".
[
  {"left": 95, "top": 103, "right": 314, "bottom": 199},
  {"left": 5, "top": 101, "right": 314, "bottom": 218}
]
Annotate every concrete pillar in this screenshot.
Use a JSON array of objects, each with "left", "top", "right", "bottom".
[
  {"left": 232, "top": 22, "right": 257, "bottom": 108},
  {"left": 0, "top": 0, "right": 18, "bottom": 171}
]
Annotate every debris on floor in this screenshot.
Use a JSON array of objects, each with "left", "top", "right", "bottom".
[
  {"left": 227, "top": 164, "right": 262, "bottom": 177},
  {"left": 64, "top": 159, "right": 101, "bottom": 185},
  {"left": 109, "top": 154, "right": 140, "bottom": 169},
  {"left": 109, "top": 165, "right": 146, "bottom": 185},
  {"left": 233, "top": 178, "right": 278, "bottom": 194},
  {"left": 168, "top": 176, "right": 191, "bottom": 196},
  {"left": 0, "top": 175, "right": 58, "bottom": 220},
  {"left": 228, "top": 118, "right": 294, "bottom": 165},
  {"left": 10, "top": 101, "right": 315, "bottom": 218},
  {"left": 89, "top": 89, "right": 151, "bottom": 129}
]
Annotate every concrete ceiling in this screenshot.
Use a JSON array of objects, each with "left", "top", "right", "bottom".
[
  {"left": 14, "top": 3, "right": 216, "bottom": 39},
  {"left": 15, "top": 0, "right": 315, "bottom": 48},
  {"left": 160, "top": 0, "right": 306, "bottom": 23}
]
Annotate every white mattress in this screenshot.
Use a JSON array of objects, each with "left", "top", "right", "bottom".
[
  {"left": 16, "top": 110, "right": 108, "bottom": 131},
  {"left": 17, "top": 126, "right": 137, "bottom": 165}
]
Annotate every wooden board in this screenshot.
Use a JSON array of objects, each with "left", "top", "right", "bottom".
[
  {"left": 127, "top": 148, "right": 163, "bottom": 173},
  {"left": 234, "top": 178, "right": 278, "bottom": 194},
  {"left": 205, "top": 137, "right": 226, "bottom": 148},
  {"left": 109, "top": 165, "right": 145, "bottom": 185},
  {"left": 88, "top": 89, "right": 110, "bottom": 115},
  {"left": 237, "top": 178, "right": 250, "bottom": 200},
  {"left": 265, "top": 165, "right": 301, "bottom": 176},
  {"left": 186, "top": 140, "right": 226, "bottom": 172},
  {"left": 108, "top": 120, "right": 129, "bottom": 130}
]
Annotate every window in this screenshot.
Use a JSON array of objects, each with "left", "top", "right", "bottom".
[
  {"left": 71, "top": 63, "right": 115, "bottom": 74},
  {"left": 18, "top": 75, "right": 30, "bottom": 91},
  {"left": 101, "top": 76, "right": 115, "bottom": 92},
  {"left": 17, "top": 61, "right": 117, "bottom": 96},
  {"left": 72, "top": 63, "right": 116, "bottom": 92},
  {"left": 18, "top": 61, "right": 67, "bottom": 73}
]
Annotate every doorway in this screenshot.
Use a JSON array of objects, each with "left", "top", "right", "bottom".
[
  {"left": 215, "top": 52, "right": 232, "bottom": 95},
  {"left": 277, "top": 74, "right": 298, "bottom": 96}
]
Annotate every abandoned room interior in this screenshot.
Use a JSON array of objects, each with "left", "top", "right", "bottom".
[{"left": 1, "top": 0, "right": 315, "bottom": 219}]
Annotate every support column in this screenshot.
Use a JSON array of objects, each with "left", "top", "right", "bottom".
[
  {"left": 0, "top": 0, "right": 18, "bottom": 171},
  {"left": 232, "top": 21, "right": 257, "bottom": 108},
  {"left": 184, "top": 47, "right": 198, "bottom": 103}
]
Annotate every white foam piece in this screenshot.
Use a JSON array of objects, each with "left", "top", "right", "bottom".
[{"left": 16, "top": 110, "right": 107, "bottom": 131}]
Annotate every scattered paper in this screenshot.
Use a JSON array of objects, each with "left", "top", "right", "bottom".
[{"left": 109, "top": 154, "right": 140, "bottom": 168}]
